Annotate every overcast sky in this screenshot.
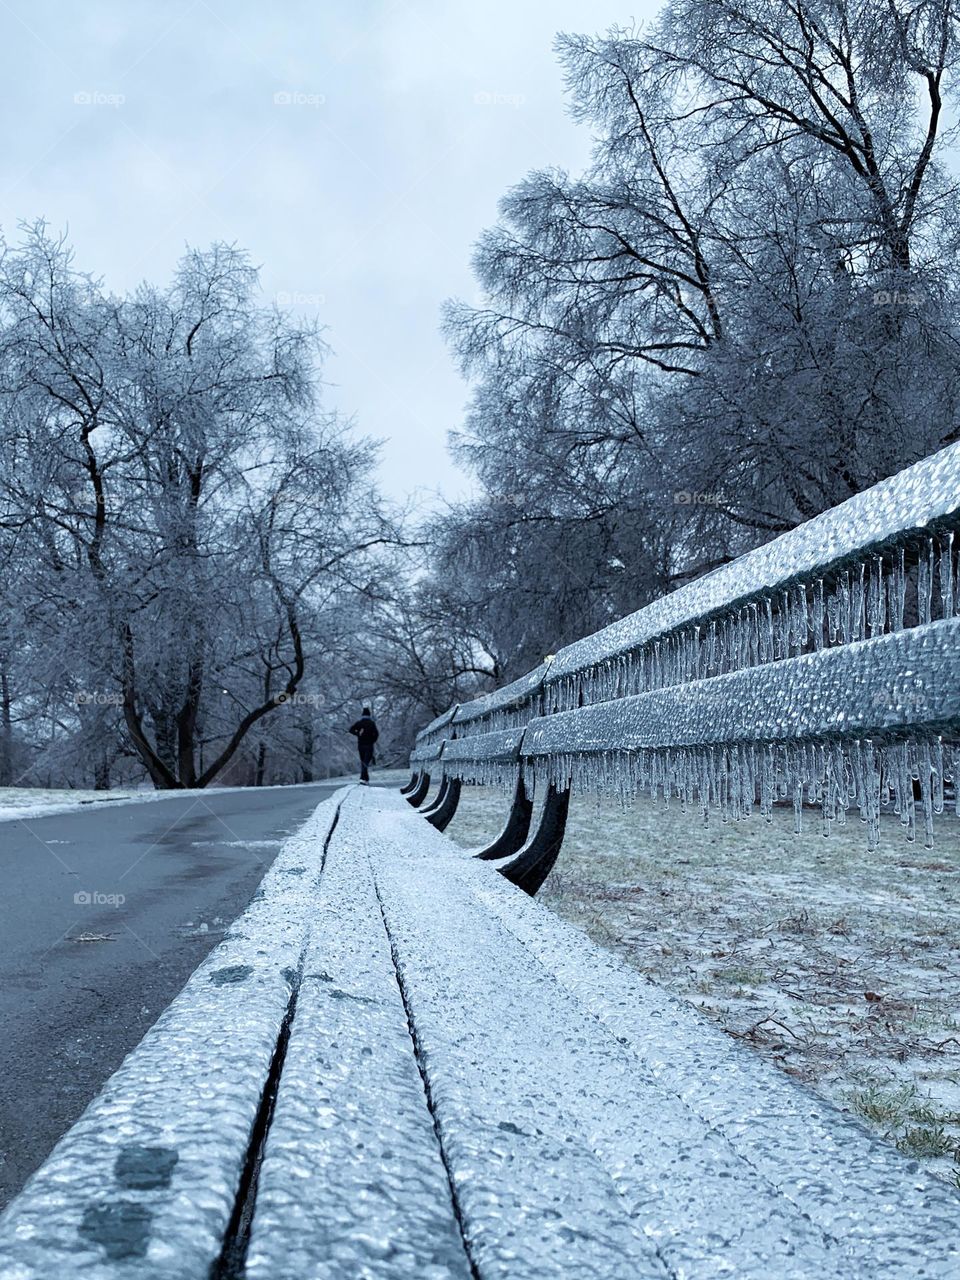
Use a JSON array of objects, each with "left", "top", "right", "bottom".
[{"left": 0, "top": 0, "right": 658, "bottom": 507}]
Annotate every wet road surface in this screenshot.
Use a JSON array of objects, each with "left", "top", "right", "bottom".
[{"left": 0, "top": 782, "right": 342, "bottom": 1208}]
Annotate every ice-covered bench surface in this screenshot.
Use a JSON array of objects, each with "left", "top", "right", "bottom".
[{"left": 2, "top": 787, "right": 959, "bottom": 1280}]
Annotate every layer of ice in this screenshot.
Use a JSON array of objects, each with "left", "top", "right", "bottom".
[
  {"left": 8, "top": 787, "right": 959, "bottom": 1276},
  {"left": 526, "top": 618, "right": 960, "bottom": 755},
  {"left": 521, "top": 618, "right": 960, "bottom": 847},
  {"left": 410, "top": 740, "right": 444, "bottom": 766},
  {"left": 363, "top": 790, "right": 960, "bottom": 1278}
]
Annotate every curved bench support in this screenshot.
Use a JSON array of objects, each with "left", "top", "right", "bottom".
[
  {"left": 421, "top": 775, "right": 450, "bottom": 817},
  {"left": 399, "top": 771, "right": 420, "bottom": 795},
  {"left": 405, "top": 772, "right": 431, "bottom": 807},
  {"left": 475, "top": 771, "right": 534, "bottom": 860},
  {"left": 425, "top": 777, "right": 462, "bottom": 831},
  {"left": 499, "top": 783, "right": 570, "bottom": 896}
]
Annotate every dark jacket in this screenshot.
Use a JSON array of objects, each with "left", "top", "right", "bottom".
[{"left": 349, "top": 715, "right": 379, "bottom": 748}]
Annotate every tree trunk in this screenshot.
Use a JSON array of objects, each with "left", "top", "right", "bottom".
[
  {"left": 301, "top": 720, "right": 314, "bottom": 783},
  {"left": 0, "top": 659, "right": 12, "bottom": 787},
  {"left": 94, "top": 755, "right": 110, "bottom": 790}
]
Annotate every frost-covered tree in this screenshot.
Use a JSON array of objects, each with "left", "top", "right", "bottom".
[
  {"left": 442, "top": 2, "right": 960, "bottom": 667},
  {"left": 346, "top": 551, "right": 503, "bottom": 739},
  {"left": 0, "top": 225, "right": 388, "bottom": 788}
]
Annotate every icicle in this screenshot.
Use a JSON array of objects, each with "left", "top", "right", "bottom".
[
  {"left": 798, "top": 585, "right": 811, "bottom": 653},
  {"left": 932, "top": 738, "right": 945, "bottom": 816},
  {"left": 852, "top": 563, "right": 866, "bottom": 642},
  {"left": 826, "top": 578, "right": 840, "bottom": 644},
  {"left": 812, "top": 580, "right": 825, "bottom": 652},
  {"left": 890, "top": 549, "right": 906, "bottom": 632},
  {"left": 838, "top": 571, "right": 853, "bottom": 644},
  {"left": 864, "top": 557, "right": 887, "bottom": 637},
  {"left": 918, "top": 538, "right": 934, "bottom": 626},
  {"left": 894, "top": 742, "right": 916, "bottom": 841},
  {"left": 862, "top": 741, "right": 880, "bottom": 851},
  {"left": 940, "top": 532, "right": 955, "bottom": 620},
  {"left": 761, "top": 598, "right": 774, "bottom": 662},
  {"left": 918, "top": 741, "right": 935, "bottom": 849},
  {"left": 820, "top": 744, "right": 834, "bottom": 836}
]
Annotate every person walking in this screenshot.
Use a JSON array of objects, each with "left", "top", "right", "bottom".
[{"left": 348, "top": 707, "right": 379, "bottom": 784}]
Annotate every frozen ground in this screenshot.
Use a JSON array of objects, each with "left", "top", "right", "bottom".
[
  {"left": 322, "top": 767, "right": 411, "bottom": 787},
  {"left": 446, "top": 783, "right": 960, "bottom": 1188}
]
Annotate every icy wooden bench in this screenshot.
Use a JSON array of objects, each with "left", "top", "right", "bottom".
[
  {"left": 2, "top": 785, "right": 959, "bottom": 1279},
  {"left": 405, "top": 438, "right": 960, "bottom": 883}
]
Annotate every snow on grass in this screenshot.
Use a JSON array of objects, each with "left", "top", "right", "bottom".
[
  {"left": 0, "top": 786, "right": 160, "bottom": 823},
  {"left": 446, "top": 783, "right": 960, "bottom": 1188},
  {"left": 0, "top": 772, "right": 397, "bottom": 825}
]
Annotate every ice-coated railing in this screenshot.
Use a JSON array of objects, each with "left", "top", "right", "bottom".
[
  {"left": 414, "top": 704, "right": 458, "bottom": 748},
  {"left": 405, "top": 442, "right": 960, "bottom": 855},
  {"left": 450, "top": 663, "right": 549, "bottom": 735},
  {"left": 403, "top": 666, "right": 549, "bottom": 799},
  {"left": 544, "top": 440, "right": 960, "bottom": 713},
  {"left": 523, "top": 619, "right": 960, "bottom": 848}
]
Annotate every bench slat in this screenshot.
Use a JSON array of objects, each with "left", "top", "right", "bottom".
[
  {"left": 244, "top": 794, "right": 471, "bottom": 1279},
  {"left": 410, "top": 741, "right": 444, "bottom": 766}
]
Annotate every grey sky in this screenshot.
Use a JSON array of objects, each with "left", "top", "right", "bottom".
[{"left": 0, "top": 0, "right": 657, "bottom": 507}]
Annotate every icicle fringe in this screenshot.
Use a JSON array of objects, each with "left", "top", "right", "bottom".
[
  {"left": 522, "top": 735, "right": 955, "bottom": 851},
  {"left": 545, "top": 533, "right": 960, "bottom": 713},
  {"left": 443, "top": 758, "right": 519, "bottom": 789}
]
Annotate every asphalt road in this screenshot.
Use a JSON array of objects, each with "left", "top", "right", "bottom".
[{"left": 0, "top": 782, "right": 343, "bottom": 1209}]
